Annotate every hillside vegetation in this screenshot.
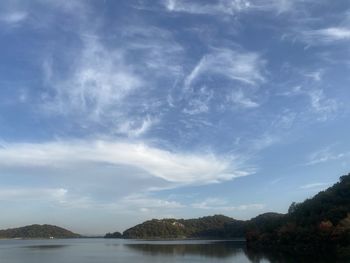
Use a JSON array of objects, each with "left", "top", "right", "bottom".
[
  {"left": 107, "top": 173, "right": 350, "bottom": 256},
  {"left": 123, "top": 215, "right": 245, "bottom": 239},
  {"left": 0, "top": 224, "right": 80, "bottom": 239},
  {"left": 246, "top": 173, "right": 350, "bottom": 255},
  {"left": 104, "top": 231, "right": 122, "bottom": 238},
  {"left": 120, "top": 213, "right": 285, "bottom": 240}
]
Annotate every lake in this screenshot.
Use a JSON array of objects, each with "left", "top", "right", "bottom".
[{"left": 0, "top": 239, "right": 337, "bottom": 263}]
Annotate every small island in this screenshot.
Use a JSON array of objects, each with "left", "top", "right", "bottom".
[{"left": 0, "top": 224, "right": 80, "bottom": 239}]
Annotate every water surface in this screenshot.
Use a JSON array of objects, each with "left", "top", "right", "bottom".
[{"left": 0, "top": 238, "right": 337, "bottom": 263}]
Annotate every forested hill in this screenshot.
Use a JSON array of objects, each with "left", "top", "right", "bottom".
[
  {"left": 110, "top": 172, "right": 350, "bottom": 252},
  {"left": 0, "top": 224, "right": 80, "bottom": 239},
  {"left": 120, "top": 213, "right": 286, "bottom": 240},
  {"left": 246, "top": 173, "right": 350, "bottom": 254},
  {"left": 123, "top": 215, "right": 246, "bottom": 239}
]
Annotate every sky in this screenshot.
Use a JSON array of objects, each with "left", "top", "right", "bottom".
[{"left": 0, "top": 0, "right": 350, "bottom": 235}]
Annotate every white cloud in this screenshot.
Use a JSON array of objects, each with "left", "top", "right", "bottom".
[
  {"left": 185, "top": 48, "right": 266, "bottom": 89},
  {"left": 269, "top": 177, "right": 283, "bottom": 185},
  {"left": 118, "top": 194, "right": 185, "bottom": 213},
  {"left": 0, "top": 188, "right": 67, "bottom": 202},
  {"left": 116, "top": 116, "right": 158, "bottom": 137},
  {"left": 41, "top": 23, "right": 184, "bottom": 135},
  {"left": 282, "top": 86, "right": 338, "bottom": 121},
  {"left": 0, "top": 140, "right": 248, "bottom": 185},
  {"left": 0, "top": 187, "right": 106, "bottom": 210},
  {"left": 164, "top": 0, "right": 251, "bottom": 16},
  {"left": 43, "top": 39, "right": 142, "bottom": 121},
  {"left": 305, "top": 70, "right": 323, "bottom": 82},
  {"left": 308, "top": 89, "right": 338, "bottom": 121},
  {"left": 227, "top": 89, "right": 259, "bottom": 109},
  {"left": 242, "top": 110, "right": 296, "bottom": 153},
  {"left": 183, "top": 86, "right": 214, "bottom": 114},
  {"left": 305, "top": 147, "right": 347, "bottom": 166},
  {"left": 271, "top": 109, "right": 296, "bottom": 130},
  {"left": 192, "top": 197, "right": 265, "bottom": 211},
  {"left": 0, "top": 11, "right": 27, "bottom": 24},
  {"left": 251, "top": 133, "right": 279, "bottom": 151},
  {"left": 302, "top": 27, "right": 350, "bottom": 44},
  {"left": 122, "top": 26, "right": 184, "bottom": 78},
  {"left": 248, "top": 0, "right": 308, "bottom": 14},
  {"left": 163, "top": 0, "right": 302, "bottom": 16},
  {"left": 300, "top": 182, "right": 331, "bottom": 189}
]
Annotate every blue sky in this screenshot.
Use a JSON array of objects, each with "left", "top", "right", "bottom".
[{"left": 0, "top": 0, "right": 350, "bottom": 235}]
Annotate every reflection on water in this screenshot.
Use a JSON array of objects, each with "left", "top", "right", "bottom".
[
  {"left": 244, "top": 249, "right": 336, "bottom": 263},
  {"left": 125, "top": 241, "right": 336, "bottom": 263},
  {"left": 125, "top": 240, "right": 245, "bottom": 258},
  {"left": 0, "top": 239, "right": 341, "bottom": 263},
  {"left": 24, "top": 244, "right": 70, "bottom": 250}
]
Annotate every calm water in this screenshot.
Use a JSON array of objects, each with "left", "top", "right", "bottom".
[{"left": 0, "top": 239, "right": 338, "bottom": 263}]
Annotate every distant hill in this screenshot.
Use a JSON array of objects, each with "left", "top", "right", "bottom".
[
  {"left": 122, "top": 215, "right": 245, "bottom": 239},
  {"left": 246, "top": 173, "right": 350, "bottom": 255},
  {"left": 118, "top": 213, "right": 288, "bottom": 240},
  {"left": 104, "top": 231, "right": 122, "bottom": 238},
  {"left": 0, "top": 224, "right": 80, "bottom": 239}
]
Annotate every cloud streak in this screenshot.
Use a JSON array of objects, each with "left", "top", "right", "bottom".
[
  {"left": 0, "top": 11, "right": 27, "bottom": 25},
  {"left": 164, "top": 0, "right": 251, "bottom": 16},
  {"left": 305, "top": 147, "right": 348, "bottom": 166},
  {"left": 301, "top": 27, "right": 350, "bottom": 44},
  {"left": 227, "top": 89, "right": 260, "bottom": 109},
  {"left": 43, "top": 39, "right": 143, "bottom": 121},
  {"left": 0, "top": 187, "right": 67, "bottom": 202},
  {"left": 192, "top": 197, "right": 265, "bottom": 211},
  {"left": 0, "top": 140, "right": 248, "bottom": 185},
  {"left": 185, "top": 48, "right": 265, "bottom": 89},
  {"left": 163, "top": 0, "right": 306, "bottom": 16},
  {"left": 300, "top": 182, "right": 331, "bottom": 189},
  {"left": 281, "top": 85, "right": 338, "bottom": 121}
]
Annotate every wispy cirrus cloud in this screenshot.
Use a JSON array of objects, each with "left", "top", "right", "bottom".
[
  {"left": 281, "top": 85, "right": 338, "bottom": 122},
  {"left": 285, "top": 7, "right": 350, "bottom": 46},
  {"left": 0, "top": 11, "right": 27, "bottom": 25},
  {"left": 0, "top": 139, "right": 249, "bottom": 186},
  {"left": 0, "top": 186, "right": 184, "bottom": 213},
  {"left": 183, "top": 86, "right": 214, "bottom": 114},
  {"left": 249, "top": 0, "right": 293, "bottom": 13},
  {"left": 305, "top": 147, "right": 348, "bottom": 166},
  {"left": 164, "top": 0, "right": 251, "bottom": 16},
  {"left": 308, "top": 89, "right": 338, "bottom": 121},
  {"left": 116, "top": 194, "right": 185, "bottom": 214},
  {"left": 163, "top": 0, "right": 309, "bottom": 16},
  {"left": 115, "top": 115, "right": 158, "bottom": 138},
  {"left": 192, "top": 197, "right": 265, "bottom": 211},
  {"left": 43, "top": 39, "right": 143, "bottom": 121},
  {"left": 300, "top": 182, "right": 331, "bottom": 189},
  {"left": 41, "top": 19, "right": 185, "bottom": 136},
  {"left": 41, "top": 32, "right": 171, "bottom": 137},
  {"left": 121, "top": 26, "right": 184, "bottom": 78},
  {"left": 180, "top": 47, "right": 266, "bottom": 115},
  {"left": 0, "top": 187, "right": 105, "bottom": 210},
  {"left": 185, "top": 48, "right": 266, "bottom": 89},
  {"left": 227, "top": 89, "right": 260, "bottom": 109},
  {"left": 0, "top": 187, "right": 67, "bottom": 202},
  {"left": 301, "top": 27, "right": 350, "bottom": 44}
]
